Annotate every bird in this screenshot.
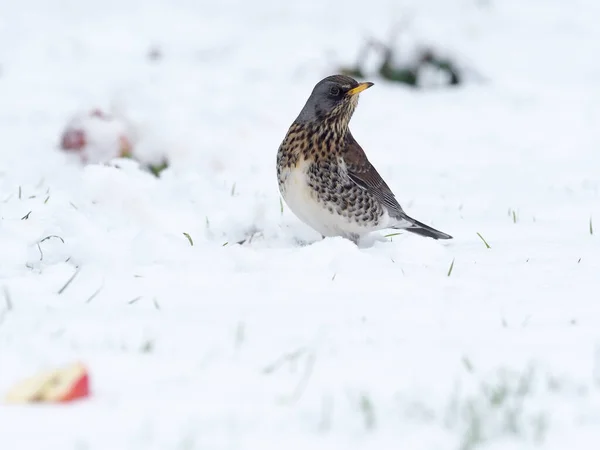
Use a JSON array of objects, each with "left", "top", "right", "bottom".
[{"left": 276, "top": 74, "right": 452, "bottom": 244}]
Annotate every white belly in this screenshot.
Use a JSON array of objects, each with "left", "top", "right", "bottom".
[{"left": 279, "top": 160, "right": 390, "bottom": 238}]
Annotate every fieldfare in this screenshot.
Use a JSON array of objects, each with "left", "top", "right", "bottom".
[{"left": 276, "top": 74, "right": 452, "bottom": 244}]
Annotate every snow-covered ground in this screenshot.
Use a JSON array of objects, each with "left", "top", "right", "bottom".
[{"left": 1, "top": 0, "right": 600, "bottom": 448}]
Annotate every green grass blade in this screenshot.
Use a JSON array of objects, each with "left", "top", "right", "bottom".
[
  {"left": 183, "top": 232, "right": 194, "bottom": 246},
  {"left": 476, "top": 232, "right": 491, "bottom": 249}
]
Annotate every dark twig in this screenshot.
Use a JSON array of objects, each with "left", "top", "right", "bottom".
[
  {"left": 57, "top": 268, "right": 81, "bottom": 294},
  {"left": 40, "top": 235, "right": 65, "bottom": 244},
  {"left": 85, "top": 284, "right": 104, "bottom": 304}
]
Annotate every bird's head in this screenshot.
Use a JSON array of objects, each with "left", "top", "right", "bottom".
[{"left": 295, "top": 75, "right": 374, "bottom": 129}]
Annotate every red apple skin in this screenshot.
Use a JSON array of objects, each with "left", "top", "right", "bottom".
[
  {"left": 59, "top": 371, "right": 90, "bottom": 402},
  {"left": 61, "top": 128, "right": 87, "bottom": 151},
  {"left": 4, "top": 363, "right": 91, "bottom": 404},
  {"left": 118, "top": 135, "right": 133, "bottom": 157},
  {"left": 59, "top": 108, "right": 136, "bottom": 164}
]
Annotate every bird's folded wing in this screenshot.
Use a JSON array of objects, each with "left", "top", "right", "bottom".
[{"left": 343, "top": 133, "right": 405, "bottom": 216}]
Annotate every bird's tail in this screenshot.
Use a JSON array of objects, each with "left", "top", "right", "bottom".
[{"left": 393, "top": 215, "right": 453, "bottom": 240}]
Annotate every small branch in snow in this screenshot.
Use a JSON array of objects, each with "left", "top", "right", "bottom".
[
  {"left": 21, "top": 211, "right": 32, "bottom": 220},
  {"left": 236, "top": 229, "right": 262, "bottom": 246},
  {"left": 40, "top": 235, "right": 65, "bottom": 244},
  {"left": 57, "top": 268, "right": 81, "bottom": 294},
  {"left": 85, "top": 284, "right": 104, "bottom": 304},
  {"left": 37, "top": 235, "right": 65, "bottom": 262}
]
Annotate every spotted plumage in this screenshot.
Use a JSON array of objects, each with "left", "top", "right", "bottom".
[{"left": 276, "top": 74, "right": 452, "bottom": 243}]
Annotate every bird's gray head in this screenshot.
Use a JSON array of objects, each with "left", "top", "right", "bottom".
[{"left": 295, "top": 75, "right": 374, "bottom": 127}]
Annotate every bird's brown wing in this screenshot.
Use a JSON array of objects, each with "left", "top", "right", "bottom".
[{"left": 342, "top": 132, "right": 405, "bottom": 217}]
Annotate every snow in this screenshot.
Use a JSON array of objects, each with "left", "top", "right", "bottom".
[{"left": 1, "top": 0, "right": 600, "bottom": 448}]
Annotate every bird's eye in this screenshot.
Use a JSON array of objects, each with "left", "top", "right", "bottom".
[{"left": 328, "top": 86, "right": 341, "bottom": 97}]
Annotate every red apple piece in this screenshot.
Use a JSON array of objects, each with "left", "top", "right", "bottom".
[{"left": 5, "top": 362, "right": 90, "bottom": 404}]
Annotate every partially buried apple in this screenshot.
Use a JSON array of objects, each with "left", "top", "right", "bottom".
[
  {"left": 58, "top": 108, "right": 169, "bottom": 177},
  {"left": 59, "top": 108, "right": 134, "bottom": 164},
  {"left": 4, "top": 362, "right": 90, "bottom": 404}
]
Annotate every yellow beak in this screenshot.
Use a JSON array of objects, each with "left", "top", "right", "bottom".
[{"left": 347, "top": 82, "right": 374, "bottom": 96}]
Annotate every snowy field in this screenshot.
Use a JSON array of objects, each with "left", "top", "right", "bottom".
[{"left": 1, "top": 0, "right": 600, "bottom": 448}]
